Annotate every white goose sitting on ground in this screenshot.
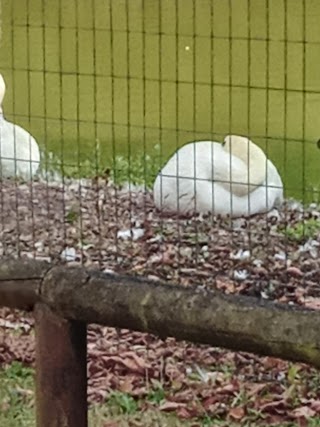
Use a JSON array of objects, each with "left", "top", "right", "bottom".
[
  {"left": 153, "top": 135, "right": 283, "bottom": 218},
  {"left": 0, "top": 73, "right": 40, "bottom": 180}
]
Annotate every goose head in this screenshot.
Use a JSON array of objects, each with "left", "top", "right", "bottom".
[
  {"left": 222, "top": 135, "right": 267, "bottom": 196},
  {"left": 0, "top": 74, "right": 5, "bottom": 114}
]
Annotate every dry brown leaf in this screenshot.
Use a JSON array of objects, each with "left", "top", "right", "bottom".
[
  {"left": 246, "top": 383, "right": 266, "bottom": 398},
  {"left": 103, "top": 422, "right": 120, "bottom": 427},
  {"left": 303, "top": 297, "right": 320, "bottom": 310},
  {"left": 119, "top": 376, "right": 135, "bottom": 393},
  {"left": 292, "top": 406, "right": 316, "bottom": 419},
  {"left": 228, "top": 406, "right": 245, "bottom": 420},
  {"left": 176, "top": 406, "right": 195, "bottom": 419},
  {"left": 159, "top": 401, "right": 187, "bottom": 412},
  {"left": 260, "top": 399, "right": 287, "bottom": 413},
  {"left": 286, "top": 266, "right": 303, "bottom": 277},
  {"left": 100, "top": 355, "right": 145, "bottom": 374},
  {"left": 310, "top": 399, "right": 320, "bottom": 412}
]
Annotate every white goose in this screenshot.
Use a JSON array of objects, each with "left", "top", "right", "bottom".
[
  {"left": 153, "top": 135, "right": 283, "bottom": 218},
  {"left": 0, "top": 73, "right": 40, "bottom": 180}
]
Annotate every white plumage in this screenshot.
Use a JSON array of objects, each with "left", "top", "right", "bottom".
[
  {"left": 0, "top": 74, "right": 40, "bottom": 180},
  {"left": 153, "top": 135, "right": 283, "bottom": 218}
]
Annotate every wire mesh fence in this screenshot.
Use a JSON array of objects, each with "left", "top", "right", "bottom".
[{"left": 1, "top": 0, "right": 320, "bottom": 426}]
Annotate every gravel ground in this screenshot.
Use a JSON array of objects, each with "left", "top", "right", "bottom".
[{"left": 0, "top": 177, "right": 319, "bottom": 306}]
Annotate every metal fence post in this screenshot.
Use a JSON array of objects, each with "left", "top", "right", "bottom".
[{"left": 34, "top": 303, "right": 87, "bottom": 427}]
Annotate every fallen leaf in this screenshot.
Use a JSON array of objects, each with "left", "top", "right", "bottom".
[
  {"left": 119, "top": 376, "right": 134, "bottom": 393},
  {"left": 229, "top": 406, "right": 245, "bottom": 420},
  {"left": 260, "top": 399, "right": 287, "bottom": 413},
  {"left": 159, "top": 401, "right": 187, "bottom": 412},
  {"left": 304, "top": 297, "right": 320, "bottom": 310},
  {"left": 292, "top": 406, "right": 316, "bottom": 419},
  {"left": 103, "top": 422, "right": 120, "bottom": 427},
  {"left": 286, "top": 266, "right": 303, "bottom": 277},
  {"left": 310, "top": 399, "right": 320, "bottom": 413},
  {"left": 246, "top": 383, "right": 266, "bottom": 397}
]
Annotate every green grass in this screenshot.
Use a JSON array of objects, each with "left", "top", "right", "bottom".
[
  {"left": 1, "top": 362, "right": 320, "bottom": 427},
  {"left": 40, "top": 144, "right": 163, "bottom": 189},
  {"left": 146, "top": 381, "right": 166, "bottom": 405},
  {"left": 280, "top": 218, "right": 320, "bottom": 242},
  {"left": 0, "top": 362, "right": 35, "bottom": 427},
  {"left": 65, "top": 208, "right": 79, "bottom": 224},
  {"left": 107, "top": 391, "right": 138, "bottom": 415},
  {"left": 0, "top": 362, "right": 203, "bottom": 427}
]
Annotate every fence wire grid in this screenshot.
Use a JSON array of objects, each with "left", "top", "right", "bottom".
[{"left": 1, "top": 1, "right": 320, "bottom": 426}]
